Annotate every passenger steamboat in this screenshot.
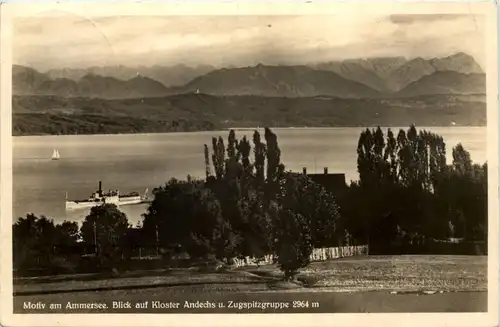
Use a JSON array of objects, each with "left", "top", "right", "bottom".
[{"left": 65, "top": 181, "right": 150, "bottom": 211}]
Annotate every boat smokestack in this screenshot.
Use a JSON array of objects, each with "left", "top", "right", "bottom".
[
  {"left": 98, "top": 181, "right": 102, "bottom": 196},
  {"left": 324, "top": 167, "right": 328, "bottom": 174}
]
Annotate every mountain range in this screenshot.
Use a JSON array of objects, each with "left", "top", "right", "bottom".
[
  {"left": 13, "top": 52, "right": 485, "bottom": 99},
  {"left": 44, "top": 64, "right": 215, "bottom": 88},
  {"left": 313, "top": 52, "right": 483, "bottom": 93}
]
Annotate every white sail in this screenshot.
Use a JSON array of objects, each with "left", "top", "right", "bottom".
[{"left": 52, "top": 149, "right": 60, "bottom": 160}]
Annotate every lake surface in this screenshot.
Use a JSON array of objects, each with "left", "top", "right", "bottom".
[{"left": 13, "top": 127, "right": 487, "bottom": 226}]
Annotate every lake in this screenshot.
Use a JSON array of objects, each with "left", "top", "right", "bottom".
[{"left": 13, "top": 127, "right": 487, "bottom": 226}]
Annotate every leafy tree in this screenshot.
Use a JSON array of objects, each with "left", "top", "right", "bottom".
[
  {"left": 237, "top": 188, "right": 273, "bottom": 257},
  {"left": 452, "top": 143, "right": 473, "bottom": 175},
  {"left": 204, "top": 144, "right": 211, "bottom": 179},
  {"left": 54, "top": 221, "right": 80, "bottom": 255},
  {"left": 142, "top": 178, "right": 238, "bottom": 260},
  {"left": 225, "top": 130, "right": 241, "bottom": 179},
  {"left": 264, "top": 127, "right": 285, "bottom": 203},
  {"left": 273, "top": 208, "right": 312, "bottom": 280},
  {"left": 211, "top": 137, "right": 225, "bottom": 180},
  {"left": 356, "top": 128, "right": 373, "bottom": 188},
  {"left": 444, "top": 146, "right": 487, "bottom": 241},
  {"left": 13, "top": 214, "right": 54, "bottom": 270},
  {"left": 80, "top": 204, "right": 130, "bottom": 268},
  {"left": 309, "top": 183, "right": 342, "bottom": 247},
  {"left": 350, "top": 125, "right": 487, "bottom": 252},
  {"left": 279, "top": 173, "right": 341, "bottom": 247},
  {"left": 272, "top": 173, "right": 314, "bottom": 279},
  {"left": 271, "top": 172, "right": 341, "bottom": 278},
  {"left": 355, "top": 127, "right": 396, "bottom": 245},
  {"left": 253, "top": 130, "right": 266, "bottom": 188},
  {"left": 264, "top": 127, "right": 283, "bottom": 183},
  {"left": 13, "top": 214, "right": 80, "bottom": 274},
  {"left": 204, "top": 129, "right": 282, "bottom": 258},
  {"left": 236, "top": 135, "right": 253, "bottom": 197},
  {"left": 384, "top": 128, "right": 398, "bottom": 183}
]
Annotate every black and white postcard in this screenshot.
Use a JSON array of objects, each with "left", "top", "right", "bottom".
[{"left": 0, "top": 1, "right": 498, "bottom": 327}]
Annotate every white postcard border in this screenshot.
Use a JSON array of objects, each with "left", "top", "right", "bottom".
[{"left": 0, "top": 1, "right": 498, "bottom": 327}]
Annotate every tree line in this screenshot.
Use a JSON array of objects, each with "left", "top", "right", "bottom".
[
  {"left": 13, "top": 126, "right": 487, "bottom": 279},
  {"left": 341, "top": 126, "right": 487, "bottom": 254}
]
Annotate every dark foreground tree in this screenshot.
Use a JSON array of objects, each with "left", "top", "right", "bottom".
[
  {"left": 142, "top": 178, "right": 238, "bottom": 260},
  {"left": 273, "top": 208, "right": 313, "bottom": 280},
  {"left": 348, "top": 125, "right": 487, "bottom": 253},
  {"left": 271, "top": 172, "right": 341, "bottom": 279},
  {"left": 80, "top": 204, "right": 130, "bottom": 269},
  {"left": 13, "top": 214, "right": 80, "bottom": 274},
  {"left": 202, "top": 129, "right": 341, "bottom": 278},
  {"left": 237, "top": 188, "right": 274, "bottom": 257}
]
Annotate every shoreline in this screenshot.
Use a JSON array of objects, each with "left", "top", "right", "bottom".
[{"left": 12, "top": 125, "right": 487, "bottom": 138}]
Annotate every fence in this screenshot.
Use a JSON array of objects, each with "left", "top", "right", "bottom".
[{"left": 231, "top": 245, "right": 369, "bottom": 268}]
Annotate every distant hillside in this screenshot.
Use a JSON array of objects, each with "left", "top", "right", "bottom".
[
  {"left": 13, "top": 113, "right": 216, "bottom": 136},
  {"left": 13, "top": 65, "right": 51, "bottom": 95},
  {"left": 181, "top": 64, "right": 381, "bottom": 98},
  {"left": 77, "top": 74, "right": 170, "bottom": 98},
  {"left": 12, "top": 94, "right": 486, "bottom": 136},
  {"left": 395, "top": 72, "right": 486, "bottom": 97}
]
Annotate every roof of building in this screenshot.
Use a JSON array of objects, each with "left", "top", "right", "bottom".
[
  {"left": 300, "top": 167, "right": 347, "bottom": 192},
  {"left": 308, "top": 173, "right": 346, "bottom": 189}
]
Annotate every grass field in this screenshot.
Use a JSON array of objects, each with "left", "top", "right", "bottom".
[
  {"left": 13, "top": 255, "right": 487, "bottom": 313},
  {"left": 242, "top": 255, "right": 487, "bottom": 292},
  {"left": 15, "top": 255, "right": 487, "bottom": 295}
]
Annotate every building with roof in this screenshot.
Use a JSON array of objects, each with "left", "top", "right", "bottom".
[{"left": 301, "top": 167, "right": 347, "bottom": 197}]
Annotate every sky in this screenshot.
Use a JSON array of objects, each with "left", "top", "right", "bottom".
[{"left": 13, "top": 13, "right": 486, "bottom": 71}]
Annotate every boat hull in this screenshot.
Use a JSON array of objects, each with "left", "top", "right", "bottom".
[
  {"left": 65, "top": 197, "right": 146, "bottom": 211},
  {"left": 66, "top": 201, "right": 103, "bottom": 211},
  {"left": 118, "top": 196, "right": 143, "bottom": 206}
]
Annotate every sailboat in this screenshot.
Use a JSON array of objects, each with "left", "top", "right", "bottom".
[{"left": 51, "top": 149, "right": 60, "bottom": 160}]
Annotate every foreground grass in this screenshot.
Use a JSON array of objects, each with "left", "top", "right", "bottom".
[
  {"left": 14, "top": 255, "right": 487, "bottom": 295},
  {"left": 242, "top": 255, "right": 487, "bottom": 292},
  {"left": 14, "top": 270, "right": 270, "bottom": 295},
  {"left": 13, "top": 256, "right": 487, "bottom": 313}
]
